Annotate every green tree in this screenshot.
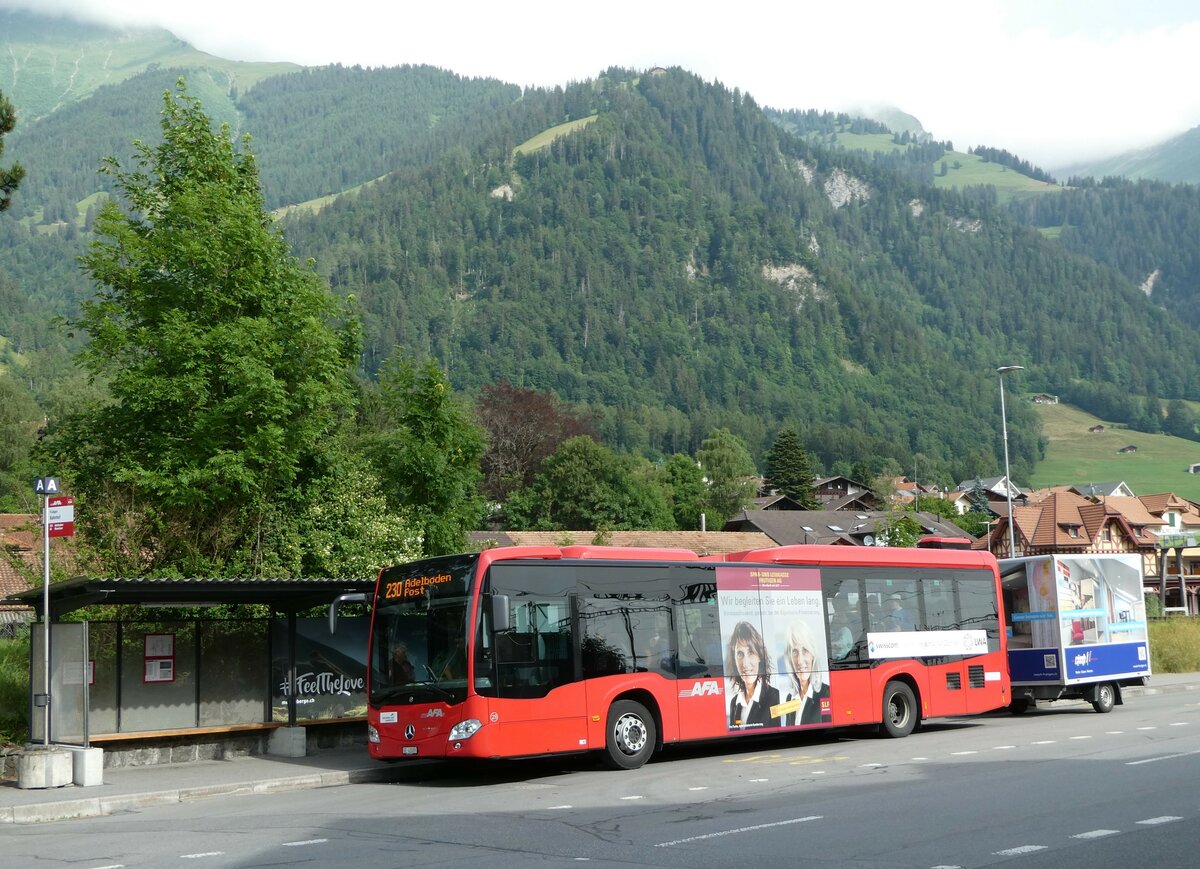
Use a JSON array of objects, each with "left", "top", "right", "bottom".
[
  {"left": 505, "top": 436, "right": 673, "bottom": 531},
  {"left": 1164, "top": 399, "right": 1198, "bottom": 441},
  {"left": 0, "top": 88, "right": 24, "bottom": 211},
  {"left": 881, "top": 511, "right": 923, "bottom": 547},
  {"left": 659, "top": 452, "right": 706, "bottom": 530},
  {"left": 0, "top": 376, "right": 41, "bottom": 512},
  {"left": 44, "top": 80, "right": 360, "bottom": 575},
  {"left": 362, "top": 353, "right": 486, "bottom": 557},
  {"left": 298, "top": 458, "right": 423, "bottom": 578},
  {"left": 763, "top": 427, "right": 819, "bottom": 508},
  {"left": 967, "top": 479, "right": 991, "bottom": 514},
  {"left": 697, "top": 428, "right": 758, "bottom": 528}
]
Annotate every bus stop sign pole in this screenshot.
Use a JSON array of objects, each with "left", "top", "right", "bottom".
[{"left": 34, "top": 476, "right": 61, "bottom": 746}]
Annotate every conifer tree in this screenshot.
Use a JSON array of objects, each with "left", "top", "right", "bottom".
[
  {"left": 0, "top": 88, "right": 25, "bottom": 211},
  {"left": 763, "top": 427, "right": 819, "bottom": 508}
]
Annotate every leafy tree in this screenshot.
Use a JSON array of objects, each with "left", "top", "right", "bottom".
[
  {"left": 298, "top": 458, "right": 423, "bottom": 578},
  {"left": 505, "top": 436, "right": 673, "bottom": 531},
  {"left": 763, "top": 427, "right": 819, "bottom": 508},
  {"left": 43, "top": 80, "right": 360, "bottom": 575},
  {"left": 697, "top": 428, "right": 758, "bottom": 528},
  {"left": 362, "top": 353, "right": 486, "bottom": 557},
  {"left": 954, "top": 510, "right": 992, "bottom": 539},
  {"left": 0, "top": 88, "right": 24, "bottom": 211},
  {"left": 881, "top": 511, "right": 923, "bottom": 547},
  {"left": 475, "top": 381, "right": 594, "bottom": 502},
  {"left": 659, "top": 452, "right": 706, "bottom": 530}
]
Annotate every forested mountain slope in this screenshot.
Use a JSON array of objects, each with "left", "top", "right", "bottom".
[
  {"left": 279, "top": 69, "right": 1200, "bottom": 483},
  {"left": 4, "top": 14, "right": 1200, "bottom": 494},
  {"left": 1009, "top": 177, "right": 1200, "bottom": 330}
]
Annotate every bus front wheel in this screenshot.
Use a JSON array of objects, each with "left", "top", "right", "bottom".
[
  {"left": 1092, "top": 683, "right": 1116, "bottom": 714},
  {"left": 603, "top": 700, "right": 656, "bottom": 770},
  {"left": 881, "top": 681, "right": 917, "bottom": 738}
]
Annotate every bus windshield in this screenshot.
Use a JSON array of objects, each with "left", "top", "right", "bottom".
[{"left": 370, "top": 553, "right": 478, "bottom": 706}]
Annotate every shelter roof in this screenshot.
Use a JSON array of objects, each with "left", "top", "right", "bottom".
[{"left": 3, "top": 575, "right": 377, "bottom": 618}]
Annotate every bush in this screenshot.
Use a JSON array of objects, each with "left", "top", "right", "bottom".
[
  {"left": 1149, "top": 617, "right": 1200, "bottom": 674},
  {"left": 0, "top": 632, "right": 30, "bottom": 746}
]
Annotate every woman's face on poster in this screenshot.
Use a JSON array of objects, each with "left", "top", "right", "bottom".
[
  {"left": 791, "top": 643, "right": 814, "bottom": 679},
  {"left": 733, "top": 639, "right": 760, "bottom": 685}
]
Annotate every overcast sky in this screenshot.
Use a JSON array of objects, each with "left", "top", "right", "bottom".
[{"left": 6, "top": 0, "right": 1200, "bottom": 168}]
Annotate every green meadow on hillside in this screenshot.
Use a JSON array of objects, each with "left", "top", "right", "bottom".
[
  {"left": 1030, "top": 401, "right": 1200, "bottom": 500},
  {"left": 829, "top": 132, "right": 1062, "bottom": 203}
]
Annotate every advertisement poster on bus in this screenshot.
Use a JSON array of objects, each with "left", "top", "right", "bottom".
[{"left": 715, "top": 565, "right": 831, "bottom": 731}]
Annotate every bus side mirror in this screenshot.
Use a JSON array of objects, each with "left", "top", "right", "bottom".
[
  {"left": 329, "top": 592, "right": 369, "bottom": 635},
  {"left": 492, "top": 594, "right": 511, "bottom": 633}
]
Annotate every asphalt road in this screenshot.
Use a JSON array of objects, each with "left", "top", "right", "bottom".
[{"left": 3, "top": 691, "right": 1198, "bottom": 868}]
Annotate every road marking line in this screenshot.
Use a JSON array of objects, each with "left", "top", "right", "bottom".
[
  {"left": 1137, "top": 816, "right": 1182, "bottom": 825},
  {"left": 282, "top": 839, "right": 328, "bottom": 847},
  {"left": 620, "top": 795, "right": 644, "bottom": 800},
  {"left": 180, "top": 854, "right": 224, "bottom": 860},
  {"left": 1069, "top": 735, "right": 1092, "bottom": 740},
  {"left": 749, "top": 778, "right": 768, "bottom": 782},
  {"left": 1169, "top": 722, "right": 1188, "bottom": 726},
  {"left": 1105, "top": 731, "right": 1124, "bottom": 734},
  {"left": 656, "top": 815, "right": 822, "bottom": 847},
  {"left": 994, "top": 845, "right": 1047, "bottom": 856},
  {"left": 911, "top": 757, "right": 928, "bottom": 761},
  {"left": 688, "top": 787, "right": 708, "bottom": 791},
  {"left": 1072, "top": 830, "right": 1118, "bottom": 839},
  {"left": 88, "top": 865, "right": 124, "bottom": 868},
  {"left": 1126, "top": 749, "right": 1200, "bottom": 766},
  {"left": 1137, "top": 726, "right": 1157, "bottom": 730},
  {"left": 549, "top": 805, "right": 573, "bottom": 809},
  {"left": 992, "top": 745, "right": 1016, "bottom": 750},
  {"left": 859, "top": 763, "right": 884, "bottom": 768},
  {"left": 1032, "top": 740, "right": 1056, "bottom": 744},
  {"left": 950, "top": 750, "right": 977, "bottom": 755}
]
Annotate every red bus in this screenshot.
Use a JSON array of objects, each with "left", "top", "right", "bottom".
[{"left": 331, "top": 539, "right": 1009, "bottom": 769}]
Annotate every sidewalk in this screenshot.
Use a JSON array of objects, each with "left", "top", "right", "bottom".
[
  {"left": 3, "top": 673, "right": 1197, "bottom": 825},
  {"left": 0, "top": 744, "right": 417, "bottom": 825}
]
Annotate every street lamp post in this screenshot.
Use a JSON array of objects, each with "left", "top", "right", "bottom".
[{"left": 997, "top": 365, "right": 1024, "bottom": 557}]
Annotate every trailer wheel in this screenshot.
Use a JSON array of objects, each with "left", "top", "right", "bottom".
[
  {"left": 603, "top": 700, "right": 656, "bottom": 769},
  {"left": 881, "top": 681, "right": 917, "bottom": 738},
  {"left": 1009, "top": 698, "right": 1031, "bottom": 715},
  {"left": 1092, "top": 683, "right": 1116, "bottom": 714}
]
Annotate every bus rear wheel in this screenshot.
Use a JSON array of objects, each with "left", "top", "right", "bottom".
[
  {"left": 603, "top": 700, "right": 656, "bottom": 769},
  {"left": 1092, "top": 683, "right": 1116, "bottom": 714},
  {"left": 881, "top": 681, "right": 917, "bottom": 738}
]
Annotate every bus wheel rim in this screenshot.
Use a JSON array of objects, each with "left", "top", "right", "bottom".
[{"left": 615, "top": 713, "right": 647, "bottom": 754}]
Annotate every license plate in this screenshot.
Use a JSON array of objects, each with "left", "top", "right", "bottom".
[{"left": 402, "top": 746, "right": 419, "bottom": 756}]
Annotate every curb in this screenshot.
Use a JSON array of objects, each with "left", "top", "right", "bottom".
[{"left": 1, "top": 764, "right": 404, "bottom": 825}]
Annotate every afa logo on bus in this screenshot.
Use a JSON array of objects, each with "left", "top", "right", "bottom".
[{"left": 679, "top": 680, "right": 722, "bottom": 698}]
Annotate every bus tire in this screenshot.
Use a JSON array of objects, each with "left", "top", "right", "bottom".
[
  {"left": 1009, "top": 698, "right": 1031, "bottom": 715},
  {"left": 603, "top": 700, "right": 656, "bottom": 770},
  {"left": 1092, "top": 683, "right": 1116, "bottom": 714},
  {"left": 881, "top": 681, "right": 917, "bottom": 738}
]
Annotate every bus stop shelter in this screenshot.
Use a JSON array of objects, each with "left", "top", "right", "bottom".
[{"left": 5, "top": 576, "right": 375, "bottom": 758}]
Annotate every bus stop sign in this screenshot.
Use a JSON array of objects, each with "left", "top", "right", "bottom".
[{"left": 47, "top": 496, "right": 75, "bottom": 538}]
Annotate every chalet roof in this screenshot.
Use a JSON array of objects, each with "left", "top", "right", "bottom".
[
  {"left": 1096, "top": 496, "right": 1158, "bottom": 526},
  {"left": 468, "top": 530, "right": 776, "bottom": 556},
  {"left": 823, "top": 491, "right": 880, "bottom": 511},
  {"left": 721, "top": 510, "right": 972, "bottom": 546},
  {"left": 751, "top": 494, "right": 803, "bottom": 510},
  {"left": 1139, "top": 492, "right": 1194, "bottom": 516},
  {"left": 1070, "top": 481, "right": 1134, "bottom": 498},
  {"left": 1000, "top": 491, "right": 1149, "bottom": 552}
]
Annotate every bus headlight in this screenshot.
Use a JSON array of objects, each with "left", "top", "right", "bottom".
[
  {"left": 449, "top": 718, "right": 482, "bottom": 741},
  {"left": 367, "top": 724, "right": 380, "bottom": 744}
]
